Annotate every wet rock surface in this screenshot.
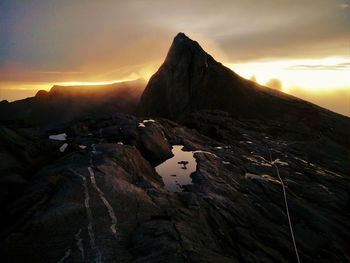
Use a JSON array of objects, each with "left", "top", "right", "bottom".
[{"left": 0, "top": 111, "right": 349, "bottom": 263}]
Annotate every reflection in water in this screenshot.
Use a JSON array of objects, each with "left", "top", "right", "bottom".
[{"left": 155, "top": 145, "right": 196, "bottom": 192}]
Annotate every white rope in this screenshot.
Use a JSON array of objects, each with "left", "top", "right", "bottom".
[{"left": 268, "top": 149, "right": 301, "bottom": 263}]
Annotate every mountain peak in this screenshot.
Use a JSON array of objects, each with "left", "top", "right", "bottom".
[
  {"left": 174, "top": 32, "right": 189, "bottom": 41},
  {"left": 172, "top": 32, "right": 195, "bottom": 46},
  {"left": 163, "top": 32, "right": 207, "bottom": 67},
  {"left": 138, "top": 33, "right": 342, "bottom": 124},
  {"left": 138, "top": 33, "right": 242, "bottom": 118}
]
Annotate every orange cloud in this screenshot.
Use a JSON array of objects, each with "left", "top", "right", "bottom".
[
  {"left": 285, "top": 86, "right": 350, "bottom": 117},
  {"left": 265, "top": 78, "right": 282, "bottom": 91}
]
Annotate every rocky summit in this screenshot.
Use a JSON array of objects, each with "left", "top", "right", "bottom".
[{"left": 0, "top": 33, "right": 349, "bottom": 263}]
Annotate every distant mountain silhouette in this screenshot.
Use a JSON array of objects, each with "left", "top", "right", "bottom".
[{"left": 0, "top": 79, "right": 145, "bottom": 125}]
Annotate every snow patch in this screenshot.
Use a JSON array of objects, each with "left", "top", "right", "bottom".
[
  {"left": 59, "top": 143, "right": 68, "bottom": 152},
  {"left": 49, "top": 133, "right": 67, "bottom": 141}
]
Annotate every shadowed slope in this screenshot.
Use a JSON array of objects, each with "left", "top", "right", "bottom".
[
  {"left": 138, "top": 33, "right": 348, "bottom": 123},
  {"left": 138, "top": 33, "right": 349, "bottom": 155}
]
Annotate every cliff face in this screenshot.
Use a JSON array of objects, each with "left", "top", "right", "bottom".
[
  {"left": 138, "top": 33, "right": 349, "bottom": 164},
  {"left": 138, "top": 33, "right": 348, "bottom": 126},
  {"left": 139, "top": 33, "right": 285, "bottom": 118}
]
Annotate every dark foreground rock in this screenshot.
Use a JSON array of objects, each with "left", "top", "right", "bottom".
[{"left": 0, "top": 112, "right": 349, "bottom": 263}]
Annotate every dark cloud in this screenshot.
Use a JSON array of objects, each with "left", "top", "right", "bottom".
[{"left": 1, "top": 0, "right": 349, "bottom": 72}]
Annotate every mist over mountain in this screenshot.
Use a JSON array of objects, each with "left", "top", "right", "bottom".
[
  {"left": 0, "top": 79, "right": 146, "bottom": 125},
  {"left": 0, "top": 33, "right": 349, "bottom": 263}
]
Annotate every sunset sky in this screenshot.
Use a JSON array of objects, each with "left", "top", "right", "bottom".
[{"left": 0, "top": 0, "right": 349, "bottom": 116}]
